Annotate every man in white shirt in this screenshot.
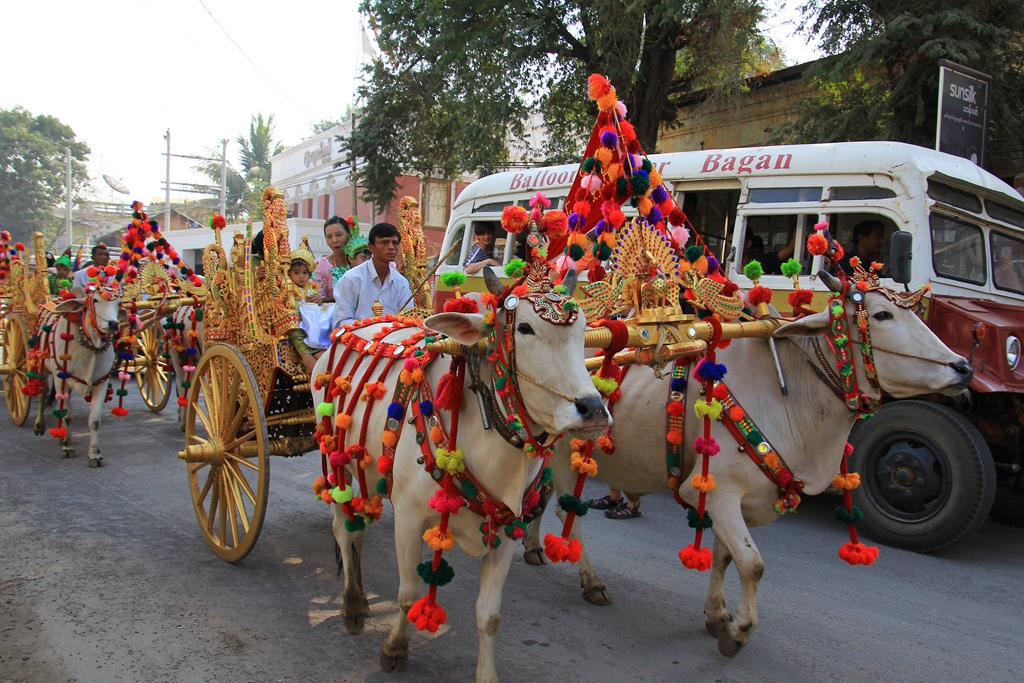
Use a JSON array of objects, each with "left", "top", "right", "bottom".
[
  {"left": 72, "top": 244, "right": 110, "bottom": 290},
  {"left": 332, "top": 222, "right": 413, "bottom": 328}
]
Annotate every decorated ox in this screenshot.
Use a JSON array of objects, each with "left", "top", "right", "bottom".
[
  {"left": 30, "top": 283, "right": 124, "bottom": 466},
  {"left": 310, "top": 266, "right": 609, "bottom": 683},
  {"left": 525, "top": 274, "right": 972, "bottom": 656}
]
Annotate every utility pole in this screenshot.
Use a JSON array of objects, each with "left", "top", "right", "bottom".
[
  {"left": 350, "top": 112, "right": 358, "bottom": 223},
  {"left": 219, "top": 138, "right": 228, "bottom": 218},
  {"left": 65, "top": 147, "right": 72, "bottom": 248},
  {"left": 164, "top": 129, "right": 171, "bottom": 231}
]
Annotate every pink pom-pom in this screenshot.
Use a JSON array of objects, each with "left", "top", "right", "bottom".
[
  {"left": 55, "top": 392, "right": 69, "bottom": 400},
  {"left": 182, "top": 365, "right": 196, "bottom": 373},
  {"left": 615, "top": 100, "right": 627, "bottom": 118},
  {"left": 582, "top": 174, "right": 603, "bottom": 193},
  {"left": 134, "top": 317, "right": 144, "bottom": 330},
  {"left": 523, "top": 488, "right": 540, "bottom": 511},
  {"left": 670, "top": 226, "right": 690, "bottom": 248},
  {"left": 694, "top": 435, "right": 720, "bottom": 457},
  {"left": 429, "top": 489, "right": 463, "bottom": 515},
  {"left": 403, "top": 357, "right": 420, "bottom": 371},
  {"left": 555, "top": 254, "right": 577, "bottom": 274},
  {"left": 118, "top": 371, "right": 130, "bottom": 382},
  {"left": 529, "top": 191, "right": 551, "bottom": 209},
  {"left": 814, "top": 221, "right": 828, "bottom": 231},
  {"left": 843, "top": 442, "right": 854, "bottom": 457},
  {"left": 327, "top": 471, "right": 336, "bottom": 486}
]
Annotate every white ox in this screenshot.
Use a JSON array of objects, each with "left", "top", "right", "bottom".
[
  {"left": 310, "top": 270, "right": 609, "bottom": 683},
  {"left": 33, "top": 286, "right": 123, "bottom": 467},
  {"left": 525, "top": 282, "right": 972, "bottom": 656}
]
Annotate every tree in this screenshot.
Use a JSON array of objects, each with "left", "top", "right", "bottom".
[
  {"left": 193, "top": 152, "right": 248, "bottom": 220},
  {"left": 347, "top": 0, "right": 769, "bottom": 210},
  {"left": 776, "top": 2, "right": 1024, "bottom": 175},
  {"left": 0, "top": 106, "right": 90, "bottom": 243}
]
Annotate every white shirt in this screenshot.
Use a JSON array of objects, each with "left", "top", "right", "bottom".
[
  {"left": 72, "top": 268, "right": 93, "bottom": 290},
  {"left": 332, "top": 258, "right": 413, "bottom": 328}
]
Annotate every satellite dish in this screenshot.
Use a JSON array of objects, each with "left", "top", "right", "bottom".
[{"left": 103, "top": 174, "right": 130, "bottom": 195}]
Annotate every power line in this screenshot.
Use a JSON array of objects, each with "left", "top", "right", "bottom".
[{"left": 196, "top": 0, "right": 315, "bottom": 117}]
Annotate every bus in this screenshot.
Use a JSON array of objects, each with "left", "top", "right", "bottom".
[{"left": 434, "top": 140, "right": 1024, "bottom": 552}]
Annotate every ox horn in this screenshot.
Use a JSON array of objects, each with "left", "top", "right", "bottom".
[
  {"left": 483, "top": 267, "right": 504, "bottom": 296},
  {"left": 817, "top": 269, "right": 843, "bottom": 294},
  {"left": 561, "top": 268, "right": 578, "bottom": 296}
]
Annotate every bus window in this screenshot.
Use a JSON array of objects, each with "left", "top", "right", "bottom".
[
  {"left": 831, "top": 186, "right": 897, "bottom": 201},
  {"left": 749, "top": 187, "right": 823, "bottom": 203},
  {"left": 445, "top": 224, "right": 466, "bottom": 266},
  {"left": 928, "top": 180, "right": 982, "bottom": 213},
  {"left": 991, "top": 232, "right": 1024, "bottom": 294},
  {"left": 987, "top": 201, "right": 1024, "bottom": 230},
  {"left": 675, "top": 189, "right": 739, "bottom": 261},
  {"left": 826, "top": 213, "right": 898, "bottom": 276},
  {"left": 740, "top": 214, "right": 802, "bottom": 274},
  {"left": 464, "top": 220, "right": 506, "bottom": 274},
  {"left": 930, "top": 214, "right": 986, "bottom": 284}
]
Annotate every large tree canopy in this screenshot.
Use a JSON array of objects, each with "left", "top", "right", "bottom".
[
  {"left": 348, "top": 0, "right": 772, "bottom": 210},
  {"left": 777, "top": 1, "right": 1024, "bottom": 175},
  {"left": 0, "top": 106, "right": 90, "bottom": 243}
]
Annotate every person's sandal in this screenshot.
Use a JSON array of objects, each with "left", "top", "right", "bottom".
[
  {"left": 587, "top": 494, "right": 623, "bottom": 510},
  {"left": 605, "top": 501, "right": 641, "bottom": 519}
]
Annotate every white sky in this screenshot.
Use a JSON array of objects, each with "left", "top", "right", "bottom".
[{"left": 1, "top": 0, "right": 821, "bottom": 210}]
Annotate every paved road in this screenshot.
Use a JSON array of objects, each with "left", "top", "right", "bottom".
[{"left": 1, "top": 389, "right": 1022, "bottom": 683}]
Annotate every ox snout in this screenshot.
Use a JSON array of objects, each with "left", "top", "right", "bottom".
[
  {"left": 107, "top": 320, "right": 119, "bottom": 333},
  {"left": 563, "top": 394, "right": 611, "bottom": 438},
  {"left": 574, "top": 395, "right": 606, "bottom": 422},
  {"left": 950, "top": 358, "right": 973, "bottom": 387}
]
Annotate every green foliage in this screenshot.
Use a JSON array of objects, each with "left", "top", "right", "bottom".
[
  {"left": 0, "top": 106, "right": 89, "bottom": 243},
  {"left": 777, "top": 2, "right": 1024, "bottom": 175},
  {"left": 347, "top": 0, "right": 770, "bottom": 210}
]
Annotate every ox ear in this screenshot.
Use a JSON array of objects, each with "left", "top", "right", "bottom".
[
  {"left": 54, "top": 297, "right": 85, "bottom": 314},
  {"left": 118, "top": 308, "right": 129, "bottom": 324},
  {"left": 773, "top": 310, "right": 830, "bottom": 338},
  {"left": 425, "top": 312, "right": 489, "bottom": 345}
]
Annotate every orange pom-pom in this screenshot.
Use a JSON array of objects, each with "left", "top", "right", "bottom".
[
  {"left": 312, "top": 477, "right": 328, "bottom": 495},
  {"left": 838, "top": 542, "right": 878, "bottom": 566},
  {"left": 728, "top": 406, "right": 745, "bottom": 422},
  {"left": 807, "top": 233, "right": 829, "bottom": 256},
  {"left": 335, "top": 413, "right": 352, "bottom": 430},
  {"left": 571, "top": 451, "right": 598, "bottom": 477},
  {"left": 540, "top": 210, "right": 569, "bottom": 237},
  {"left": 637, "top": 196, "right": 653, "bottom": 216},
  {"left": 690, "top": 473, "right": 716, "bottom": 492},
  {"left": 594, "top": 147, "right": 613, "bottom": 167},
  {"left": 649, "top": 169, "right": 663, "bottom": 187},
  {"left": 382, "top": 430, "right": 398, "bottom": 448},
  {"left": 678, "top": 544, "right": 713, "bottom": 571},
  {"left": 430, "top": 425, "right": 445, "bottom": 443},
  {"left": 335, "top": 377, "right": 352, "bottom": 394},
  {"left": 832, "top": 472, "right": 861, "bottom": 490},
  {"left": 501, "top": 205, "right": 530, "bottom": 234},
  {"left": 596, "top": 89, "right": 618, "bottom": 112},
  {"left": 596, "top": 433, "right": 615, "bottom": 453},
  {"left": 424, "top": 525, "right": 455, "bottom": 551},
  {"left": 666, "top": 429, "right": 683, "bottom": 445},
  {"left": 320, "top": 490, "right": 333, "bottom": 503},
  {"left": 587, "top": 73, "right": 612, "bottom": 100}
]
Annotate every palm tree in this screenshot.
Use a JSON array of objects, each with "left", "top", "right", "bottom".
[{"left": 237, "top": 113, "right": 285, "bottom": 184}]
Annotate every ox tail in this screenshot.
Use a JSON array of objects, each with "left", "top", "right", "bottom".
[
  {"left": 42, "top": 379, "right": 55, "bottom": 411},
  {"left": 334, "top": 539, "right": 343, "bottom": 578}
]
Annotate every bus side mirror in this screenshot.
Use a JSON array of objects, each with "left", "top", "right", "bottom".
[{"left": 890, "top": 230, "right": 913, "bottom": 284}]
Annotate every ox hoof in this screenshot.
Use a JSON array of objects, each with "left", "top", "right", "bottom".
[
  {"left": 62, "top": 449, "right": 76, "bottom": 459},
  {"left": 523, "top": 547, "right": 546, "bottom": 566},
  {"left": 583, "top": 584, "right": 612, "bottom": 606},
  {"left": 33, "top": 424, "right": 45, "bottom": 437},
  {"left": 705, "top": 614, "right": 730, "bottom": 638},
  {"left": 343, "top": 612, "right": 366, "bottom": 634},
  {"left": 88, "top": 457, "right": 103, "bottom": 468},
  {"left": 379, "top": 644, "right": 408, "bottom": 673}
]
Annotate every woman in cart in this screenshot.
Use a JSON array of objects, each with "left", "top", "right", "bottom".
[{"left": 312, "top": 215, "right": 352, "bottom": 302}]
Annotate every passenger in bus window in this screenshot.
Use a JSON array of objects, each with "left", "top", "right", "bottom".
[
  {"left": 838, "top": 220, "right": 885, "bottom": 275},
  {"left": 741, "top": 229, "right": 795, "bottom": 274},
  {"left": 994, "top": 242, "right": 1023, "bottom": 291},
  {"left": 465, "top": 222, "right": 501, "bottom": 274}
]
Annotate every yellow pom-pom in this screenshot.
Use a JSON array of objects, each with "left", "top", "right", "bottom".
[
  {"left": 832, "top": 472, "right": 861, "bottom": 490},
  {"left": 594, "top": 147, "right": 613, "bottom": 167},
  {"left": 571, "top": 451, "right": 598, "bottom": 477},
  {"left": 649, "top": 169, "right": 663, "bottom": 187},
  {"left": 694, "top": 399, "right": 723, "bottom": 420},
  {"left": 637, "top": 196, "right": 653, "bottom": 217},
  {"left": 596, "top": 89, "right": 617, "bottom": 112},
  {"left": 690, "top": 474, "right": 716, "bottom": 493},
  {"left": 435, "top": 447, "right": 465, "bottom": 475},
  {"left": 336, "top": 413, "right": 352, "bottom": 430},
  {"left": 424, "top": 526, "right": 455, "bottom": 552},
  {"left": 605, "top": 162, "right": 622, "bottom": 180},
  {"left": 382, "top": 430, "right": 397, "bottom": 448}
]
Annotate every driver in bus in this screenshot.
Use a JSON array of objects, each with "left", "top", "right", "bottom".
[{"left": 838, "top": 220, "right": 885, "bottom": 275}]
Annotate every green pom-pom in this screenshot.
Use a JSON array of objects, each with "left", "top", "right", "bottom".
[
  {"left": 541, "top": 466, "right": 553, "bottom": 484},
  {"left": 331, "top": 485, "right": 354, "bottom": 504},
  {"left": 582, "top": 157, "right": 601, "bottom": 174},
  {"left": 417, "top": 558, "right": 455, "bottom": 586},
  {"left": 194, "top": 309, "right": 204, "bottom": 322},
  {"left": 51, "top": 408, "right": 68, "bottom": 419},
  {"left": 376, "top": 478, "right": 389, "bottom": 495},
  {"left": 641, "top": 157, "right": 653, "bottom": 172},
  {"left": 180, "top": 380, "right": 190, "bottom": 389},
  {"left": 316, "top": 401, "right": 335, "bottom": 417},
  {"left": 592, "top": 375, "right": 617, "bottom": 395},
  {"left": 440, "top": 271, "right": 466, "bottom": 287},
  {"left": 562, "top": 299, "right": 579, "bottom": 312},
  {"left": 596, "top": 244, "right": 612, "bottom": 260},
  {"left": 553, "top": 284, "right": 569, "bottom": 295},
  {"left": 684, "top": 246, "right": 704, "bottom": 262},
  {"left": 666, "top": 452, "right": 680, "bottom": 468},
  {"left": 780, "top": 259, "right": 802, "bottom": 278},
  {"left": 116, "top": 389, "right": 128, "bottom": 397},
  {"left": 504, "top": 258, "right": 526, "bottom": 278},
  {"left": 835, "top": 506, "right": 864, "bottom": 524},
  {"left": 628, "top": 174, "right": 650, "bottom": 197},
  {"left": 558, "top": 494, "right": 589, "bottom": 516},
  {"left": 743, "top": 260, "right": 764, "bottom": 281},
  {"left": 687, "top": 508, "right": 714, "bottom": 529},
  {"left": 344, "top": 516, "right": 366, "bottom": 532},
  {"left": 461, "top": 478, "right": 478, "bottom": 497},
  {"left": 616, "top": 177, "right": 628, "bottom": 196},
  {"left": 569, "top": 244, "right": 584, "bottom": 260}
]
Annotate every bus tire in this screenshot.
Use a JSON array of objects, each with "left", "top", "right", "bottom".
[{"left": 848, "top": 401, "right": 996, "bottom": 553}]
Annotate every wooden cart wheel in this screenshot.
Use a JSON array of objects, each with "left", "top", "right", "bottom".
[
  {"left": 181, "top": 344, "right": 269, "bottom": 562},
  {"left": 134, "top": 317, "right": 172, "bottom": 412},
  {"left": 2, "top": 312, "right": 32, "bottom": 426}
]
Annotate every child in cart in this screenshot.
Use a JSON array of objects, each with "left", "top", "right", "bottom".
[{"left": 285, "top": 240, "right": 332, "bottom": 375}]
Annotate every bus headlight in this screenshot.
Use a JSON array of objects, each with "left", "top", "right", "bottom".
[{"left": 1007, "top": 336, "right": 1021, "bottom": 370}]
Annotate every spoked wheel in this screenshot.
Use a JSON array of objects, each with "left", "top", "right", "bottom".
[
  {"left": 1, "top": 312, "right": 32, "bottom": 426},
  {"left": 179, "top": 344, "right": 269, "bottom": 562},
  {"left": 134, "top": 317, "right": 172, "bottom": 412}
]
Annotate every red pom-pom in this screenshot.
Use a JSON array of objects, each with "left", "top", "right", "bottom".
[
  {"left": 788, "top": 290, "right": 814, "bottom": 307},
  {"left": 104, "top": 265, "right": 117, "bottom": 276},
  {"left": 86, "top": 266, "right": 99, "bottom": 278},
  {"left": 49, "top": 427, "right": 67, "bottom": 439},
  {"left": 543, "top": 533, "right": 582, "bottom": 563},
  {"left": 668, "top": 208, "right": 686, "bottom": 226},
  {"left": 111, "top": 406, "right": 128, "bottom": 417},
  {"left": 618, "top": 119, "right": 636, "bottom": 141},
  {"left": 666, "top": 429, "right": 683, "bottom": 445},
  {"left": 443, "top": 297, "right": 480, "bottom": 314},
  {"left": 711, "top": 384, "right": 728, "bottom": 400},
  {"left": 376, "top": 453, "right": 394, "bottom": 475},
  {"left": 807, "top": 233, "right": 829, "bottom": 256},
  {"left": 748, "top": 285, "right": 773, "bottom": 305},
  {"left": 843, "top": 442, "right": 854, "bottom": 457},
  {"left": 607, "top": 209, "right": 626, "bottom": 228},
  {"left": 212, "top": 214, "right": 226, "bottom": 229},
  {"left": 838, "top": 542, "right": 878, "bottom": 566},
  {"left": 177, "top": 396, "right": 188, "bottom": 407},
  {"left": 587, "top": 73, "right": 612, "bottom": 100},
  {"left": 728, "top": 406, "right": 744, "bottom": 422},
  {"left": 666, "top": 402, "right": 684, "bottom": 417},
  {"left": 721, "top": 281, "right": 739, "bottom": 296},
  {"left": 407, "top": 596, "right": 448, "bottom": 633},
  {"left": 678, "top": 544, "right": 713, "bottom": 571}
]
